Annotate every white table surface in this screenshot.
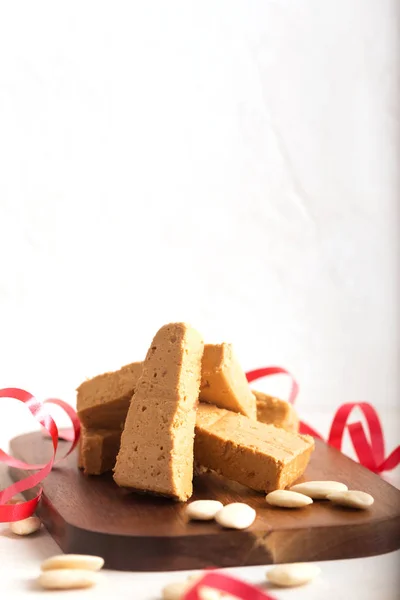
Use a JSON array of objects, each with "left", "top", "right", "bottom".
[{"left": 1, "top": 410, "right": 399, "bottom": 600}]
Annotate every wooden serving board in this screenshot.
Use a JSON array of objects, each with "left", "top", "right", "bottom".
[{"left": 9, "top": 432, "right": 400, "bottom": 571}]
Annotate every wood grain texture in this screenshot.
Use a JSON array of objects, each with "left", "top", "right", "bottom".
[{"left": 9, "top": 432, "right": 400, "bottom": 571}]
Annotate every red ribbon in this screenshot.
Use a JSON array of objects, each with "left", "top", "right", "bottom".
[
  {"left": 246, "top": 368, "right": 400, "bottom": 474},
  {"left": 184, "top": 571, "right": 276, "bottom": 600},
  {"left": 0, "top": 388, "right": 80, "bottom": 523}
]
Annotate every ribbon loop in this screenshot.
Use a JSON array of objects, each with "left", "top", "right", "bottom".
[{"left": 0, "top": 388, "right": 80, "bottom": 523}]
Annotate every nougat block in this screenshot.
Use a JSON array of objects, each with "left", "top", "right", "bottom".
[
  {"left": 194, "top": 403, "right": 314, "bottom": 492},
  {"left": 78, "top": 427, "right": 122, "bottom": 475},
  {"left": 254, "top": 390, "right": 299, "bottom": 432},
  {"left": 113, "top": 323, "right": 204, "bottom": 501},
  {"left": 199, "top": 343, "right": 256, "bottom": 419},
  {"left": 77, "top": 361, "right": 143, "bottom": 429}
]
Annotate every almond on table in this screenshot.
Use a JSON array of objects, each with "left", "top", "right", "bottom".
[
  {"left": 38, "top": 569, "right": 100, "bottom": 590},
  {"left": 290, "top": 481, "right": 348, "bottom": 499},
  {"left": 266, "top": 490, "right": 313, "bottom": 508},
  {"left": 215, "top": 503, "right": 256, "bottom": 530},
  {"left": 162, "top": 581, "right": 191, "bottom": 600},
  {"left": 327, "top": 490, "right": 374, "bottom": 509},
  {"left": 9, "top": 517, "right": 41, "bottom": 536},
  {"left": 41, "top": 554, "right": 104, "bottom": 571},
  {"left": 266, "top": 563, "right": 321, "bottom": 587},
  {"left": 185, "top": 500, "right": 223, "bottom": 521}
]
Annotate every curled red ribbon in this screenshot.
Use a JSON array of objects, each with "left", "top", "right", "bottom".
[
  {"left": 0, "top": 388, "right": 80, "bottom": 523},
  {"left": 184, "top": 571, "right": 276, "bottom": 600},
  {"left": 246, "top": 368, "right": 400, "bottom": 474}
]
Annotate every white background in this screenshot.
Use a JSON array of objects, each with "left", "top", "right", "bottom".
[
  {"left": 0, "top": 1, "right": 399, "bottom": 597},
  {"left": 0, "top": 0, "right": 399, "bottom": 412}
]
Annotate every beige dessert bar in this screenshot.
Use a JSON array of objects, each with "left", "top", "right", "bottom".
[
  {"left": 78, "top": 427, "right": 122, "bottom": 475},
  {"left": 254, "top": 390, "right": 299, "bottom": 432},
  {"left": 113, "top": 323, "right": 204, "bottom": 501},
  {"left": 77, "top": 361, "right": 143, "bottom": 429},
  {"left": 199, "top": 343, "right": 256, "bottom": 419},
  {"left": 194, "top": 403, "right": 314, "bottom": 492}
]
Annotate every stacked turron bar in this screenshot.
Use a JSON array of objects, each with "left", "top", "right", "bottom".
[{"left": 77, "top": 323, "right": 313, "bottom": 499}]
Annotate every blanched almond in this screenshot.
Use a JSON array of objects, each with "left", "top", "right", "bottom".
[
  {"left": 162, "top": 581, "right": 190, "bottom": 600},
  {"left": 215, "top": 503, "right": 256, "bottom": 530},
  {"left": 266, "top": 563, "right": 321, "bottom": 587},
  {"left": 9, "top": 516, "right": 41, "bottom": 536},
  {"left": 38, "top": 569, "right": 100, "bottom": 590},
  {"left": 41, "top": 554, "right": 104, "bottom": 571},
  {"left": 327, "top": 490, "right": 374, "bottom": 509},
  {"left": 186, "top": 500, "right": 223, "bottom": 521},
  {"left": 266, "top": 490, "right": 313, "bottom": 508},
  {"left": 290, "top": 481, "right": 348, "bottom": 499}
]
